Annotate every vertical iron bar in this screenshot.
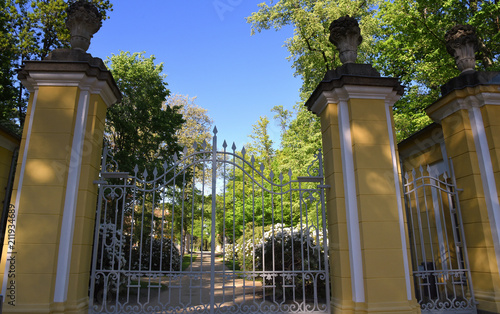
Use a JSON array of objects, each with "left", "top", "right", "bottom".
[
  {"left": 189, "top": 152, "right": 197, "bottom": 308},
  {"left": 251, "top": 159, "right": 257, "bottom": 305},
  {"left": 210, "top": 131, "right": 218, "bottom": 314},
  {"left": 222, "top": 144, "right": 227, "bottom": 304},
  {"left": 289, "top": 172, "right": 296, "bottom": 307},
  {"left": 232, "top": 149, "right": 236, "bottom": 299},
  {"left": 89, "top": 177, "right": 106, "bottom": 311},
  {"left": 260, "top": 166, "right": 266, "bottom": 309},
  {"left": 280, "top": 176, "right": 285, "bottom": 304},
  {"left": 242, "top": 152, "right": 246, "bottom": 306}
]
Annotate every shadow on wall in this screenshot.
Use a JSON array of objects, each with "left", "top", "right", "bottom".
[{"left": 0, "top": 124, "right": 21, "bottom": 260}]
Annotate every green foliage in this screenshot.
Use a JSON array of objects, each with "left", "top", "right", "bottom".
[
  {"left": 247, "top": 116, "right": 274, "bottom": 169},
  {"left": 274, "top": 106, "right": 321, "bottom": 177},
  {"left": 0, "top": 0, "right": 112, "bottom": 129},
  {"left": 0, "top": 0, "right": 18, "bottom": 132},
  {"left": 248, "top": 0, "right": 500, "bottom": 141},
  {"left": 105, "top": 51, "right": 185, "bottom": 174},
  {"left": 375, "top": 0, "right": 500, "bottom": 140},
  {"left": 129, "top": 236, "right": 181, "bottom": 272},
  {"left": 247, "top": 0, "right": 379, "bottom": 100}
]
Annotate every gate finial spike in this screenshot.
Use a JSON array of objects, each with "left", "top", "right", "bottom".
[
  {"left": 202, "top": 139, "right": 207, "bottom": 150},
  {"left": 279, "top": 173, "right": 284, "bottom": 182},
  {"left": 404, "top": 172, "right": 409, "bottom": 181},
  {"left": 443, "top": 171, "right": 449, "bottom": 180},
  {"left": 163, "top": 161, "right": 168, "bottom": 169},
  {"left": 288, "top": 169, "right": 292, "bottom": 178},
  {"left": 251, "top": 155, "right": 255, "bottom": 164},
  {"left": 260, "top": 163, "right": 265, "bottom": 172},
  {"left": 270, "top": 170, "right": 274, "bottom": 179},
  {"left": 232, "top": 142, "right": 236, "bottom": 151},
  {"left": 143, "top": 169, "right": 148, "bottom": 178},
  {"left": 426, "top": 165, "right": 432, "bottom": 176},
  {"left": 173, "top": 152, "right": 178, "bottom": 162},
  {"left": 412, "top": 168, "right": 416, "bottom": 178},
  {"left": 222, "top": 140, "right": 227, "bottom": 149},
  {"left": 134, "top": 164, "right": 139, "bottom": 174},
  {"left": 419, "top": 165, "right": 424, "bottom": 176},
  {"left": 153, "top": 167, "right": 158, "bottom": 177},
  {"left": 213, "top": 126, "right": 218, "bottom": 134},
  {"left": 193, "top": 141, "right": 198, "bottom": 150},
  {"left": 241, "top": 146, "right": 246, "bottom": 156},
  {"left": 183, "top": 146, "right": 188, "bottom": 156}
]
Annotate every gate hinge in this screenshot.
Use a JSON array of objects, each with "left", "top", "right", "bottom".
[
  {"left": 318, "top": 184, "right": 330, "bottom": 189},
  {"left": 93, "top": 180, "right": 108, "bottom": 185}
]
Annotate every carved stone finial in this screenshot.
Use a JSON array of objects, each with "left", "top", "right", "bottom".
[
  {"left": 65, "top": 0, "right": 102, "bottom": 52},
  {"left": 445, "top": 25, "right": 478, "bottom": 73},
  {"left": 329, "top": 15, "right": 363, "bottom": 65}
]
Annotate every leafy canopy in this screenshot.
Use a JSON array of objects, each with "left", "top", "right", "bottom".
[
  {"left": 105, "top": 51, "right": 184, "bottom": 174},
  {"left": 0, "top": 0, "right": 112, "bottom": 130},
  {"left": 248, "top": 0, "right": 500, "bottom": 140}
]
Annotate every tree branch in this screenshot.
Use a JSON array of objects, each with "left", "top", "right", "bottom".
[{"left": 298, "top": 26, "right": 330, "bottom": 72}]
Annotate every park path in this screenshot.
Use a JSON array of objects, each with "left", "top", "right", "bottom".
[{"left": 160, "top": 251, "right": 266, "bottom": 310}]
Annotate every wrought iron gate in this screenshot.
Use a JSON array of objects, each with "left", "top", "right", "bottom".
[
  {"left": 403, "top": 161, "right": 476, "bottom": 313},
  {"left": 89, "top": 128, "right": 330, "bottom": 314}
]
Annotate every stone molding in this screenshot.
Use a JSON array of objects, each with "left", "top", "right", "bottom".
[
  {"left": 426, "top": 86, "right": 500, "bottom": 122},
  {"left": 18, "top": 57, "right": 121, "bottom": 107},
  {"left": 305, "top": 64, "right": 403, "bottom": 115},
  {"left": 307, "top": 82, "right": 402, "bottom": 115}
]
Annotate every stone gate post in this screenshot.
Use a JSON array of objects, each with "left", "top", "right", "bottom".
[
  {"left": 305, "top": 16, "right": 419, "bottom": 313},
  {"left": 425, "top": 25, "right": 500, "bottom": 314},
  {"left": 0, "top": 2, "right": 121, "bottom": 313}
]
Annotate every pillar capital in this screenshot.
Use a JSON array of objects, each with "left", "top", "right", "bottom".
[
  {"left": 427, "top": 76, "right": 500, "bottom": 122},
  {"left": 18, "top": 49, "right": 121, "bottom": 106},
  {"left": 305, "top": 64, "right": 404, "bottom": 115}
]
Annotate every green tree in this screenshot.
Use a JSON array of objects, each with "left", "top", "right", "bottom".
[
  {"left": 271, "top": 105, "right": 292, "bottom": 138},
  {"left": 247, "top": 116, "right": 274, "bottom": 170},
  {"left": 247, "top": 0, "right": 379, "bottom": 100},
  {"left": 274, "top": 106, "right": 321, "bottom": 177},
  {"left": 0, "top": 0, "right": 112, "bottom": 129},
  {"left": 105, "top": 51, "right": 184, "bottom": 174},
  {"left": 248, "top": 0, "right": 500, "bottom": 141},
  {"left": 375, "top": 0, "right": 500, "bottom": 139},
  {"left": 0, "top": 0, "right": 18, "bottom": 132}
]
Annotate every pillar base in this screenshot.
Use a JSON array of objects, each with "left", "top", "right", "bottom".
[{"left": 332, "top": 299, "right": 420, "bottom": 313}]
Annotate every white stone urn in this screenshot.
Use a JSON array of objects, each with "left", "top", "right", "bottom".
[
  {"left": 65, "top": 1, "right": 102, "bottom": 52},
  {"left": 329, "top": 15, "right": 363, "bottom": 64},
  {"left": 445, "top": 25, "right": 478, "bottom": 73}
]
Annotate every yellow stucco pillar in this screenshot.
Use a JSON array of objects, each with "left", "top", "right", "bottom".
[
  {"left": 305, "top": 63, "right": 419, "bottom": 313},
  {"left": 426, "top": 72, "right": 500, "bottom": 313},
  {"left": 0, "top": 50, "right": 120, "bottom": 313}
]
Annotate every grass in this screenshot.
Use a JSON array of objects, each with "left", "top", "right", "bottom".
[
  {"left": 224, "top": 259, "right": 241, "bottom": 271},
  {"left": 182, "top": 254, "right": 197, "bottom": 270}
]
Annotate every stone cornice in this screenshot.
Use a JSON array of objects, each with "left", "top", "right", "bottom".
[
  {"left": 305, "top": 64, "right": 404, "bottom": 116},
  {"left": 440, "top": 70, "right": 500, "bottom": 97},
  {"left": 426, "top": 85, "right": 500, "bottom": 122},
  {"left": 18, "top": 50, "right": 121, "bottom": 106}
]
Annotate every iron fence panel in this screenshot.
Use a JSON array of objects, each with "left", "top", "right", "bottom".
[{"left": 89, "top": 128, "right": 330, "bottom": 314}]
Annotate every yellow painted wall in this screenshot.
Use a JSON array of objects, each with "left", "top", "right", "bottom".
[
  {"left": 320, "top": 102, "right": 354, "bottom": 310},
  {"left": 320, "top": 95, "right": 418, "bottom": 313},
  {"left": 0, "top": 85, "right": 110, "bottom": 314},
  {"left": 348, "top": 98, "right": 413, "bottom": 309}
]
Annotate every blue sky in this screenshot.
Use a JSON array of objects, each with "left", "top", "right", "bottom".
[{"left": 87, "top": 1, "right": 302, "bottom": 150}]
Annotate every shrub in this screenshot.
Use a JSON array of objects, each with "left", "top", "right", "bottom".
[
  {"left": 130, "top": 236, "right": 182, "bottom": 272},
  {"left": 223, "top": 223, "right": 328, "bottom": 299}
]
